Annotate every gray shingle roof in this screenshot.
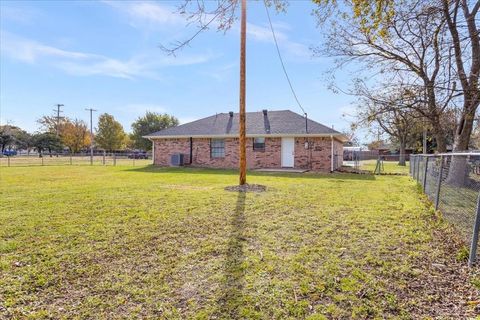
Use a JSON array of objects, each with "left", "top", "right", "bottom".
[{"left": 145, "top": 110, "right": 345, "bottom": 139}]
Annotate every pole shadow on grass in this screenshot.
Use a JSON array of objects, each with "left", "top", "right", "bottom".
[{"left": 216, "top": 191, "right": 247, "bottom": 318}]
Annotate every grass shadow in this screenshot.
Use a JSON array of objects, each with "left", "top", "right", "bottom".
[
  {"left": 124, "top": 166, "right": 376, "bottom": 181},
  {"left": 216, "top": 191, "right": 247, "bottom": 318}
]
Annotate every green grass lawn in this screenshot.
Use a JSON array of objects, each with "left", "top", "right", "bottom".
[
  {"left": 360, "top": 160, "right": 410, "bottom": 175},
  {"left": 1, "top": 166, "right": 478, "bottom": 319}
]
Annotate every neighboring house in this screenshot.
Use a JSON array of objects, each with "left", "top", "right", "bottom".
[
  {"left": 144, "top": 110, "right": 347, "bottom": 172},
  {"left": 370, "top": 141, "right": 414, "bottom": 157}
]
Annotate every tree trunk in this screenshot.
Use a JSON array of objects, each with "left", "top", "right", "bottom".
[
  {"left": 398, "top": 139, "right": 406, "bottom": 166},
  {"left": 441, "top": 0, "right": 479, "bottom": 186},
  {"left": 446, "top": 154, "right": 468, "bottom": 186},
  {"left": 445, "top": 107, "right": 477, "bottom": 186},
  {"left": 433, "top": 130, "right": 447, "bottom": 153},
  {"left": 453, "top": 106, "right": 477, "bottom": 151}
]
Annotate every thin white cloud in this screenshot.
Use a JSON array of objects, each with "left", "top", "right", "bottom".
[
  {"left": 1, "top": 31, "right": 91, "bottom": 63},
  {"left": 247, "top": 23, "right": 276, "bottom": 42},
  {"left": 246, "top": 22, "right": 310, "bottom": 58},
  {"left": 102, "top": 1, "right": 310, "bottom": 59},
  {"left": 1, "top": 31, "right": 214, "bottom": 79},
  {"left": 0, "top": 6, "right": 39, "bottom": 24},
  {"left": 102, "top": 0, "right": 184, "bottom": 28},
  {"left": 203, "top": 62, "right": 236, "bottom": 81}
]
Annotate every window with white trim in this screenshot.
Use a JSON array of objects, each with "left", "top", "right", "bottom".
[
  {"left": 253, "top": 137, "right": 265, "bottom": 151},
  {"left": 210, "top": 139, "right": 225, "bottom": 158}
]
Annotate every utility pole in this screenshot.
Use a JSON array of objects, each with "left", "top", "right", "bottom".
[
  {"left": 239, "top": 0, "right": 247, "bottom": 186},
  {"left": 85, "top": 108, "right": 97, "bottom": 165},
  {"left": 53, "top": 104, "right": 64, "bottom": 137}
]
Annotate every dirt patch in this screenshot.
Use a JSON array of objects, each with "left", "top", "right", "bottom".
[
  {"left": 396, "top": 224, "right": 480, "bottom": 318},
  {"left": 224, "top": 184, "right": 267, "bottom": 192}
]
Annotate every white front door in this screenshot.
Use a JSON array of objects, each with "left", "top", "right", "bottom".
[{"left": 281, "top": 137, "right": 295, "bottom": 167}]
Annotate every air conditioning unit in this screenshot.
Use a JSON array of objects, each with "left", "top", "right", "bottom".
[{"left": 170, "top": 153, "right": 185, "bottom": 166}]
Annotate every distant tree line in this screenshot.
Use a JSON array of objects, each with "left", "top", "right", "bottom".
[{"left": 1, "top": 111, "right": 178, "bottom": 156}]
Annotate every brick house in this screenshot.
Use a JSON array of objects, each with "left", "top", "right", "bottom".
[{"left": 145, "top": 110, "right": 347, "bottom": 172}]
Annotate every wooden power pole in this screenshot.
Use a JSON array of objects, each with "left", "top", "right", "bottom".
[
  {"left": 239, "top": 0, "right": 247, "bottom": 185},
  {"left": 53, "top": 104, "right": 64, "bottom": 137}
]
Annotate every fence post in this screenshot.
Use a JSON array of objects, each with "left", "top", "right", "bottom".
[
  {"left": 103, "top": 152, "right": 106, "bottom": 165},
  {"left": 413, "top": 156, "right": 417, "bottom": 180},
  {"left": 434, "top": 155, "right": 444, "bottom": 210},
  {"left": 410, "top": 155, "right": 413, "bottom": 176},
  {"left": 133, "top": 158, "right": 135, "bottom": 166},
  {"left": 7, "top": 156, "right": 10, "bottom": 167},
  {"left": 412, "top": 155, "right": 416, "bottom": 177},
  {"left": 415, "top": 156, "right": 421, "bottom": 182},
  {"left": 41, "top": 156, "right": 44, "bottom": 166},
  {"left": 422, "top": 156, "right": 429, "bottom": 192},
  {"left": 70, "top": 155, "right": 73, "bottom": 165},
  {"left": 113, "top": 153, "right": 116, "bottom": 166},
  {"left": 469, "top": 192, "right": 480, "bottom": 266}
]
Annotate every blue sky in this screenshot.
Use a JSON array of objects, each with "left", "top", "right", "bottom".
[{"left": 0, "top": 0, "right": 356, "bottom": 134}]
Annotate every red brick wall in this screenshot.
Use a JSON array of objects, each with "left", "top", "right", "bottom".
[{"left": 153, "top": 136, "right": 343, "bottom": 172}]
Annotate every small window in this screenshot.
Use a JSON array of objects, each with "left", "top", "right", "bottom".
[
  {"left": 253, "top": 137, "right": 265, "bottom": 151},
  {"left": 211, "top": 139, "right": 225, "bottom": 158}
]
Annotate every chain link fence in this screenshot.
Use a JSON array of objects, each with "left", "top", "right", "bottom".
[
  {"left": 410, "top": 153, "right": 480, "bottom": 266},
  {"left": 0, "top": 152, "right": 152, "bottom": 167}
]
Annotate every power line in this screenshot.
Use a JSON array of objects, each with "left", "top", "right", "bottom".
[{"left": 263, "top": 1, "right": 307, "bottom": 118}]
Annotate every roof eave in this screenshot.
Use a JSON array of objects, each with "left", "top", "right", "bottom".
[{"left": 144, "top": 133, "right": 349, "bottom": 141}]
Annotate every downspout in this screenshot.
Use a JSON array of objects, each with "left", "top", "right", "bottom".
[
  {"left": 152, "top": 139, "right": 155, "bottom": 164},
  {"left": 189, "top": 137, "right": 193, "bottom": 164},
  {"left": 330, "top": 135, "right": 334, "bottom": 172},
  {"left": 305, "top": 113, "right": 311, "bottom": 170},
  {"left": 304, "top": 113, "right": 308, "bottom": 134}
]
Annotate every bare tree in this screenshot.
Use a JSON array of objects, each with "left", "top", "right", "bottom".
[
  {"left": 442, "top": 0, "right": 480, "bottom": 152},
  {"left": 439, "top": 0, "right": 480, "bottom": 185},
  {"left": 353, "top": 86, "right": 423, "bottom": 165},
  {"left": 313, "top": 0, "right": 459, "bottom": 152}
]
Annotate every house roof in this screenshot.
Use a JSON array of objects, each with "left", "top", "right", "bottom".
[{"left": 145, "top": 110, "right": 347, "bottom": 141}]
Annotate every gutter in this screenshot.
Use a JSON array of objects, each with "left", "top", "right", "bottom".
[
  {"left": 189, "top": 137, "right": 193, "bottom": 164},
  {"left": 152, "top": 139, "right": 155, "bottom": 164},
  {"left": 143, "top": 133, "right": 349, "bottom": 142}
]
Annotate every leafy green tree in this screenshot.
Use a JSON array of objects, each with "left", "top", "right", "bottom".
[
  {"left": 0, "top": 126, "right": 15, "bottom": 152},
  {"left": 0, "top": 125, "right": 32, "bottom": 152},
  {"left": 32, "top": 132, "right": 63, "bottom": 156},
  {"left": 95, "top": 113, "right": 126, "bottom": 152},
  {"left": 131, "top": 112, "right": 179, "bottom": 150},
  {"left": 14, "top": 130, "right": 33, "bottom": 153}
]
